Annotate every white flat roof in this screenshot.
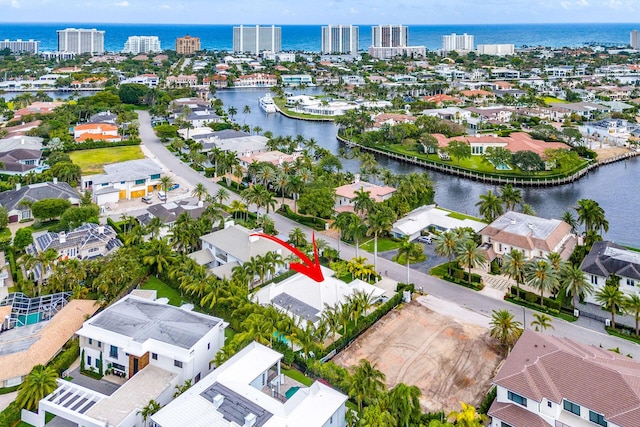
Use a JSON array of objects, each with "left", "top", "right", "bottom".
[{"left": 393, "top": 204, "right": 486, "bottom": 236}]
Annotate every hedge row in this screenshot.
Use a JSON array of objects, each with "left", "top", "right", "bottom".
[
  {"left": 277, "top": 205, "right": 326, "bottom": 231},
  {"left": 443, "top": 273, "right": 485, "bottom": 291},
  {"left": 62, "top": 138, "right": 141, "bottom": 152},
  {"left": 49, "top": 337, "right": 80, "bottom": 376},
  {"left": 510, "top": 286, "right": 561, "bottom": 311}
]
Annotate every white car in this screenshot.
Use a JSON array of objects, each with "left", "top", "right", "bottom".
[
  {"left": 417, "top": 235, "right": 432, "bottom": 244},
  {"left": 157, "top": 191, "right": 167, "bottom": 201}
]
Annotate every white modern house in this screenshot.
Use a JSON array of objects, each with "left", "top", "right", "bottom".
[
  {"left": 81, "top": 158, "right": 163, "bottom": 204},
  {"left": 151, "top": 341, "right": 348, "bottom": 427},
  {"left": 580, "top": 240, "right": 640, "bottom": 304},
  {"left": 190, "top": 223, "right": 286, "bottom": 280},
  {"left": 253, "top": 265, "right": 385, "bottom": 327},
  {"left": 26, "top": 294, "right": 228, "bottom": 427},
  {"left": 488, "top": 329, "right": 640, "bottom": 427},
  {"left": 391, "top": 204, "right": 486, "bottom": 241}
]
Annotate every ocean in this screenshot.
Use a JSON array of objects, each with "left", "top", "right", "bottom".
[{"left": 0, "top": 22, "right": 638, "bottom": 53}]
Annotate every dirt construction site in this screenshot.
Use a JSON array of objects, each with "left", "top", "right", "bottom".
[{"left": 332, "top": 297, "right": 503, "bottom": 413}]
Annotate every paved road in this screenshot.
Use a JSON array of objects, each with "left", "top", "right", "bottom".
[{"left": 137, "top": 111, "right": 640, "bottom": 358}]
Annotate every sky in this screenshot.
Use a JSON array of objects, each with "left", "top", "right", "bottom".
[{"left": 0, "top": 0, "right": 639, "bottom": 25}]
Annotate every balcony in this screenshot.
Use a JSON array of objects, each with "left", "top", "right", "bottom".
[{"left": 555, "top": 421, "right": 572, "bottom": 427}]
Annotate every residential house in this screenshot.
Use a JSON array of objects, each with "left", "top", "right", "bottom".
[
  {"left": 431, "top": 132, "right": 569, "bottom": 158},
  {"left": 166, "top": 74, "right": 198, "bottom": 87},
  {"left": 137, "top": 199, "right": 226, "bottom": 238},
  {"left": 422, "top": 94, "right": 462, "bottom": 106},
  {"left": 480, "top": 211, "right": 576, "bottom": 270},
  {"left": 120, "top": 73, "right": 159, "bottom": 88},
  {"left": 28, "top": 294, "right": 227, "bottom": 427},
  {"left": 391, "top": 204, "right": 486, "bottom": 241},
  {"left": 0, "top": 180, "right": 80, "bottom": 222},
  {"left": 190, "top": 223, "right": 285, "bottom": 281},
  {"left": 81, "top": 158, "right": 163, "bottom": 204},
  {"left": 151, "top": 342, "right": 348, "bottom": 427},
  {"left": 549, "top": 102, "right": 610, "bottom": 121},
  {"left": 26, "top": 223, "right": 121, "bottom": 282},
  {"left": 254, "top": 265, "right": 384, "bottom": 327},
  {"left": 281, "top": 74, "right": 314, "bottom": 85},
  {"left": 488, "top": 329, "right": 640, "bottom": 427},
  {"left": 334, "top": 178, "right": 396, "bottom": 213},
  {"left": 73, "top": 123, "right": 121, "bottom": 143},
  {"left": 233, "top": 73, "right": 278, "bottom": 88},
  {"left": 87, "top": 111, "right": 117, "bottom": 125},
  {"left": 238, "top": 150, "right": 303, "bottom": 168},
  {"left": 464, "top": 106, "right": 513, "bottom": 123},
  {"left": 0, "top": 148, "right": 44, "bottom": 176},
  {"left": 0, "top": 294, "right": 98, "bottom": 388},
  {"left": 12, "top": 101, "right": 64, "bottom": 120},
  {"left": 204, "top": 74, "right": 228, "bottom": 89},
  {"left": 460, "top": 89, "right": 495, "bottom": 104},
  {"left": 580, "top": 241, "right": 640, "bottom": 304},
  {"left": 370, "top": 112, "right": 418, "bottom": 130}
]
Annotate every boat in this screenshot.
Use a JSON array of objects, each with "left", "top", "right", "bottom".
[{"left": 259, "top": 93, "right": 277, "bottom": 113}]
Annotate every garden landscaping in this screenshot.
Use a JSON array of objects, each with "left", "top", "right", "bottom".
[{"left": 69, "top": 146, "right": 145, "bottom": 175}]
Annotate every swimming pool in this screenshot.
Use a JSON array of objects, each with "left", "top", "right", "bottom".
[{"left": 285, "top": 386, "right": 300, "bottom": 399}]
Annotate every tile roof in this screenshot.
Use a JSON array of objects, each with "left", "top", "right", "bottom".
[
  {"left": 580, "top": 240, "right": 640, "bottom": 281},
  {"left": 0, "top": 299, "right": 99, "bottom": 382},
  {"left": 334, "top": 180, "right": 396, "bottom": 202},
  {"left": 481, "top": 211, "right": 572, "bottom": 253},
  {"left": 488, "top": 402, "right": 551, "bottom": 427},
  {"left": 0, "top": 182, "right": 80, "bottom": 211},
  {"left": 200, "top": 224, "right": 283, "bottom": 264},
  {"left": 494, "top": 330, "right": 640, "bottom": 427}
]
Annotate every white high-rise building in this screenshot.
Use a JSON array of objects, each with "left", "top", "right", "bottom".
[
  {"left": 0, "top": 39, "right": 39, "bottom": 54},
  {"left": 57, "top": 28, "right": 104, "bottom": 54},
  {"left": 371, "top": 25, "right": 408, "bottom": 47},
  {"left": 122, "top": 36, "right": 161, "bottom": 54},
  {"left": 441, "top": 33, "right": 474, "bottom": 53},
  {"left": 321, "top": 25, "right": 359, "bottom": 54},
  {"left": 631, "top": 30, "right": 640, "bottom": 49},
  {"left": 233, "top": 25, "right": 282, "bottom": 54}
]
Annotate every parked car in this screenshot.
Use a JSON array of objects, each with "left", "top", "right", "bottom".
[
  {"left": 157, "top": 191, "right": 167, "bottom": 201},
  {"left": 141, "top": 195, "right": 153, "bottom": 204},
  {"left": 417, "top": 235, "right": 432, "bottom": 244},
  {"left": 168, "top": 183, "right": 180, "bottom": 191}
]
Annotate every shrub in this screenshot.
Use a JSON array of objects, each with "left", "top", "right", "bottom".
[
  {"left": 0, "top": 401, "right": 21, "bottom": 426},
  {"left": 277, "top": 205, "right": 326, "bottom": 231},
  {"left": 478, "top": 386, "right": 497, "bottom": 414},
  {"left": 525, "top": 292, "right": 538, "bottom": 303},
  {"left": 396, "top": 282, "right": 415, "bottom": 293},
  {"left": 50, "top": 338, "right": 80, "bottom": 376}
]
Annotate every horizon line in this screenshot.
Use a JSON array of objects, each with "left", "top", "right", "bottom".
[{"left": 0, "top": 21, "right": 638, "bottom": 26}]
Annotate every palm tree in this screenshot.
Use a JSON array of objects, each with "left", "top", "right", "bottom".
[
  {"left": 346, "top": 215, "right": 368, "bottom": 258},
  {"left": 138, "top": 399, "right": 162, "bottom": 427},
  {"left": 215, "top": 187, "right": 230, "bottom": 208},
  {"left": 575, "top": 198, "right": 609, "bottom": 235},
  {"left": 448, "top": 402, "right": 487, "bottom": 427},
  {"left": 15, "top": 365, "right": 59, "bottom": 411},
  {"left": 349, "top": 359, "right": 386, "bottom": 411},
  {"left": 387, "top": 383, "right": 422, "bottom": 427},
  {"left": 288, "top": 227, "right": 308, "bottom": 248},
  {"left": 595, "top": 285, "right": 625, "bottom": 329},
  {"left": 242, "top": 104, "right": 251, "bottom": 125},
  {"left": 367, "top": 207, "right": 395, "bottom": 271},
  {"left": 561, "top": 210, "right": 579, "bottom": 234},
  {"left": 625, "top": 294, "right": 640, "bottom": 337},
  {"left": 476, "top": 189, "right": 504, "bottom": 223},
  {"left": 433, "top": 230, "right": 459, "bottom": 276},
  {"left": 499, "top": 184, "right": 523, "bottom": 211},
  {"left": 359, "top": 404, "right": 397, "bottom": 427},
  {"left": 159, "top": 176, "right": 174, "bottom": 202},
  {"left": 530, "top": 313, "right": 554, "bottom": 332},
  {"left": 456, "top": 240, "right": 486, "bottom": 287},
  {"left": 397, "top": 236, "right": 423, "bottom": 284},
  {"left": 143, "top": 238, "right": 174, "bottom": 276},
  {"left": 353, "top": 188, "right": 375, "bottom": 217},
  {"left": 227, "top": 106, "right": 237, "bottom": 121},
  {"left": 489, "top": 309, "right": 523, "bottom": 351},
  {"left": 525, "top": 259, "right": 558, "bottom": 309},
  {"left": 191, "top": 182, "right": 208, "bottom": 201},
  {"left": 563, "top": 264, "right": 594, "bottom": 309},
  {"left": 229, "top": 200, "right": 248, "bottom": 221},
  {"left": 331, "top": 211, "right": 354, "bottom": 255},
  {"left": 502, "top": 249, "right": 526, "bottom": 299}
]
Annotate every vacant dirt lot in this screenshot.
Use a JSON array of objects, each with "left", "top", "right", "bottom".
[{"left": 333, "top": 301, "right": 502, "bottom": 413}]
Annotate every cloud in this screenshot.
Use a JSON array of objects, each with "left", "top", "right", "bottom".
[
  {"left": 604, "top": 0, "right": 622, "bottom": 8},
  {"left": 113, "top": 0, "right": 129, "bottom": 6},
  {"left": 560, "top": 0, "right": 589, "bottom": 8},
  {"left": 160, "top": 4, "right": 170, "bottom": 8}
]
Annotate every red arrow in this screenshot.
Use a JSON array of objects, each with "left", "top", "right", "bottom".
[{"left": 249, "top": 231, "right": 325, "bottom": 282}]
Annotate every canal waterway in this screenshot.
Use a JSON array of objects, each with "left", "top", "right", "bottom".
[{"left": 216, "top": 87, "right": 639, "bottom": 246}]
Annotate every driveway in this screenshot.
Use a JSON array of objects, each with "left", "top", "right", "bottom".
[
  {"left": 67, "top": 368, "right": 120, "bottom": 396},
  {"left": 377, "top": 241, "right": 448, "bottom": 275}
]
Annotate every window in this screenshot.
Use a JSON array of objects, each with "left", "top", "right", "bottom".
[
  {"left": 121, "top": 181, "right": 126, "bottom": 184},
  {"left": 150, "top": 174, "right": 161, "bottom": 180},
  {"left": 501, "top": 423, "right": 514, "bottom": 427},
  {"left": 98, "top": 341, "right": 101, "bottom": 348},
  {"left": 88, "top": 338, "right": 93, "bottom": 345},
  {"left": 135, "top": 179, "right": 146, "bottom": 185},
  {"left": 89, "top": 247, "right": 100, "bottom": 253},
  {"left": 87, "top": 356, "right": 92, "bottom": 366},
  {"left": 508, "top": 391, "right": 527, "bottom": 406},
  {"left": 547, "top": 401, "right": 553, "bottom": 408},
  {"left": 627, "top": 278, "right": 635, "bottom": 287},
  {"left": 589, "top": 411, "right": 607, "bottom": 426},
  {"left": 109, "top": 345, "right": 118, "bottom": 359},
  {"left": 207, "top": 343, "right": 210, "bottom": 350},
  {"left": 152, "top": 353, "right": 158, "bottom": 360},
  {"left": 174, "top": 360, "right": 183, "bottom": 368},
  {"left": 591, "top": 275, "right": 598, "bottom": 285},
  {"left": 95, "top": 359, "right": 99, "bottom": 368},
  {"left": 564, "top": 399, "right": 580, "bottom": 415}
]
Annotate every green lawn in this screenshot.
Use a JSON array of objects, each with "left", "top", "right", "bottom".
[
  {"left": 69, "top": 146, "right": 145, "bottom": 175},
  {"left": 439, "top": 208, "right": 485, "bottom": 223},
  {"left": 282, "top": 367, "right": 313, "bottom": 386},
  {"left": 361, "top": 237, "right": 403, "bottom": 253},
  {"left": 392, "top": 253, "right": 426, "bottom": 265},
  {"left": 141, "top": 276, "right": 185, "bottom": 306},
  {"left": 543, "top": 96, "right": 569, "bottom": 104}
]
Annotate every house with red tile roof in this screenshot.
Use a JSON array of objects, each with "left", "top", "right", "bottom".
[
  {"left": 489, "top": 329, "right": 640, "bottom": 427},
  {"left": 431, "top": 132, "right": 569, "bottom": 158},
  {"left": 460, "top": 89, "right": 495, "bottom": 105},
  {"left": 334, "top": 178, "right": 396, "bottom": 213},
  {"left": 73, "top": 123, "right": 121, "bottom": 143},
  {"left": 422, "top": 94, "right": 462, "bottom": 106}
]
